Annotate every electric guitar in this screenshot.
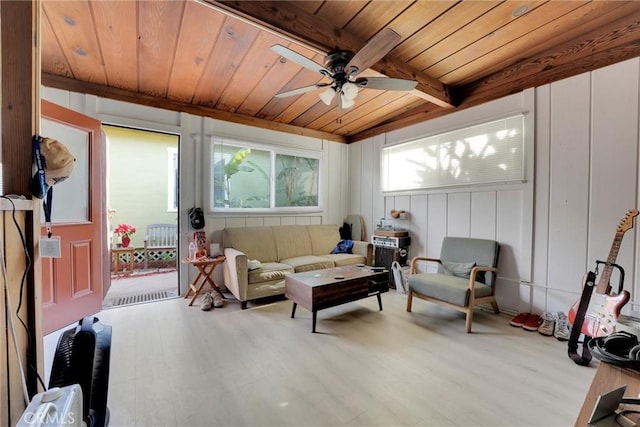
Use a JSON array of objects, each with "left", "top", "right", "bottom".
[{"left": 568, "top": 209, "right": 638, "bottom": 338}]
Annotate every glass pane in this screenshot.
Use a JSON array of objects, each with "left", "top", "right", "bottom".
[
  {"left": 382, "top": 115, "right": 524, "bottom": 191},
  {"left": 275, "top": 154, "right": 319, "bottom": 207},
  {"left": 40, "top": 119, "right": 89, "bottom": 223},
  {"left": 212, "top": 142, "right": 271, "bottom": 208}
]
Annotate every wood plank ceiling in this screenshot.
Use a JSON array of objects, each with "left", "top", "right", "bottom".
[{"left": 41, "top": 0, "right": 640, "bottom": 143}]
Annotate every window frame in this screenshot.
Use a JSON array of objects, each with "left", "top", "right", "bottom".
[
  {"left": 167, "top": 146, "right": 178, "bottom": 212},
  {"left": 206, "top": 136, "right": 323, "bottom": 214}
]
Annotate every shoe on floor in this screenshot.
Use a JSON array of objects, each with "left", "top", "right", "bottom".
[
  {"left": 510, "top": 312, "right": 530, "bottom": 327},
  {"left": 554, "top": 311, "right": 571, "bottom": 341},
  {"left": 522, "top": 314, "right": 542, "bottom": 331},
  {"left": 212, "top": 291, "right": 224, "bottom": 308},
  {"left": 201, "top": 292, "right": 213, "bottom": 311},
  {"left": 538, "top": 312, "right": 555, "bottom": 336}
]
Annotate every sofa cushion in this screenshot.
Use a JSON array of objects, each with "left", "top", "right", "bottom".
[
  {"left": 408, "top": 273, "right": 491, "bottom": 307},
  {"left": 272, "top": 226, "right": 313, "bottom": 261},
  {"left": 223, "top": 227, "right": 278, "bottom": 262},
  {"left": 280, "top": 256, "right": 335, "bottom": 272},
  {"left": 307, "top": 224, "right": 342, "bottom": 255},
  {"left": 248, "top": 262, "right": 294, "bottom": 284},
  {"left": 320, "top": 253, "right": 366, "bottom": 267}
]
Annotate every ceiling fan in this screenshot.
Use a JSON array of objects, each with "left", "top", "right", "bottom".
[{"left": 271, "top": 28, "right": 418, "bottom": 109}]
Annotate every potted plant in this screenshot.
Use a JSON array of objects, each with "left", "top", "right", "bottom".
[{"left": 114, "top": 223, "right": 136, "bottom": 248}]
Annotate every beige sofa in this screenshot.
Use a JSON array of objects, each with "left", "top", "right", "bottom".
[{"left": 222, "top": 224, "right": 373, "bottom": 309}]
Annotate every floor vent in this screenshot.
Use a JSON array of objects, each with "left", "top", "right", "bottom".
[{"left": 110, "top": 291, "right": 176, "bottom": 307}]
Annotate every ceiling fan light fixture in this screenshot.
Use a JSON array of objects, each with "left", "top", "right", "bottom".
[
  {"left": 340, "top": 94, "right": 355, "bottom": 109},
  {"left": 342, "top": 82, "right": 359, "bottom": 100},
  {"left": 319, "top": 87, "right": 336, "bottom": 105}
]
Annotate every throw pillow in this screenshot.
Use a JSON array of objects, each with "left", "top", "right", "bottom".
[
  {"left": 441, "top": 261, "right": 476, "bottom": 278},
  {"left": 331, "top": 239, "right": 354, "bottom": 254},
  {"left": 247, "top": 259, "right": 263, "bottom": 270}
]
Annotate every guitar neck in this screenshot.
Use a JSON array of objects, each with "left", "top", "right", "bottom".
[{"left": 596, "top": 231, "right": 624, "bottom": 293}]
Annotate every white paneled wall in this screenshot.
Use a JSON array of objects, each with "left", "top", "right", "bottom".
[
  {"left": 350, "top": 58, "right": 640, "bottom": 317},
  {"left": 540, "top": 59, "right": 640, "bottom": 317},
  {"left": 349, "top": 91, "right": 534, "bottom": 315}
]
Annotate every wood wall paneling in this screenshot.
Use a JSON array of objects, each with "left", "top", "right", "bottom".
[
  {"left": 532, "top": 84, "right": 552, "bottom": 309},
  {"left": 589, "top": 59, "right": 640, "bottom": 313},
  {"left": 244, "top": 217, "right": 264, "bottom": 227},
  {"left": 359, "top": 139, "right": 375, "bottom": 234},
  {"left": 349, "top": 140, "right": 363, "bottom": 219},
  {"left": 0, "top": 213, "right": 6, "bottom": 427},
  {"left": 263, "top": 217, "right": 282, "bottom": 227},
  {"left": 392, "top": 195, "right": 411, "bottom": 233},
  {"left": 447, "top": 192, "right": 471, "bottom": 237},
  {"left": 408, "top": 194, "right": 428, "bottom": 259},
  {"left": 325, "top": 142, "right": 345, "bottom": 226},
  {"left": 371, "top": 135, "right": 386, "bottom": 231},
  {"left": 1, "top": 1, "right": 40, "bottom": 423},
  {"left": 427, "top": 194, "right": 448, "bottom": 265},
  {"left": 1, "top": 207, "right": 38, "bottom": 425},
  {"left": 5, "top": 211, "right": 30, "bottom": 423},
  {"left": 547, "top": 73, "right": 591, "bottom": 296},
  {"left": 470, "top": 192, "right": 497, "bottom": 240},
  {"left": 1, "top": 0, "right": 37, "bottom": 196},
  {"left": 495, "top": 189, "right": 526, "bottom": 308}
]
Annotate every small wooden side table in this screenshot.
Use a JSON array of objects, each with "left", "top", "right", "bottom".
[
  {"left": 576, "top": 362, "right": 640, "bottom": 425},
  {"left": 112, "top": 247, "right": 135, "bottom": 275},
  {"left": 183, "top": 256, "right": 226, "bottom": 306}
]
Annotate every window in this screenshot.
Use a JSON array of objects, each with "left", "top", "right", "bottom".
[
  {"left": 209, "top": 137, "right": 321, "bottom": 212},
  {"left": 167, "top": 147, "right": 178, "bottom": 211},
  {"left": 212, "top": 143, "right": 271, "bottom": 208},
  {"left": 381, "top": 115, "right": 525, "bottom": 191},
  {"left": 276, "top": 154, "right": 319, "bottom": 207}
]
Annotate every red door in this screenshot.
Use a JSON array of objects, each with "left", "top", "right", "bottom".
[{"left": 40, "top": 100, "right": 106, "bottom": 335}]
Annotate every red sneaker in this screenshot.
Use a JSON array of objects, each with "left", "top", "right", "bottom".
[
  {"left": 510, "top": 312, "right": 530, "bottom": 327},
  {"left": 523, "top": 314, "right": 542, "bottom": 331}
]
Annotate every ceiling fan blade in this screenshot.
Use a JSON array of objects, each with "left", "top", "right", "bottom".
[
  {"left": 356, "top": 77, "right": 417, "bottom": 91},
  {"left": 271, "top": 45, "right": 329, "bottom": 76},
  {"left": 345, "top": 28, "right": 401, "bottom": 77},
  {"left": 275, "top": 83, "right": 330, "bottom": 98}
]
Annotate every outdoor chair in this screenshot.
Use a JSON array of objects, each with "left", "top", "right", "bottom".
[
  {"left": 406, "top": 236, "right": 500, "bottom": 333},
  {"left": 144, "top": 223, "right": 177, "bottom": 269}
]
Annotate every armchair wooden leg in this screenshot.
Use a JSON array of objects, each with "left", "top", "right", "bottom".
[
  {"left": 465, "top": 307, "right": 474, "bottom": 333},
  {"left": 406, "top": 291, "right": 413, "bottom": 312},
  {"left": 490, "top": 300, "right": 499, "bottom": 314}
]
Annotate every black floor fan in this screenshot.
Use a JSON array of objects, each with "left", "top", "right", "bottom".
[{"left": 49, "top": 316, "right": 112, "bottom": 427}]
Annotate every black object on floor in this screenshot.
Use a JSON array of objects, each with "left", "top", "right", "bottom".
[{"left": 49, "top": 316, "right": 112, "bottom": 427}]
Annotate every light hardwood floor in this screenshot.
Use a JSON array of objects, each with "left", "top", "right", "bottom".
[{"left": 46, "top": 291, "right": 597, "bottom": 426}]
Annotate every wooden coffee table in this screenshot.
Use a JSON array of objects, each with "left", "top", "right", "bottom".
[{"left": 285, "top": 265, "right": 389, "bottom": 333}]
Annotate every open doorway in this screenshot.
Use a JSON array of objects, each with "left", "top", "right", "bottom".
[{"left": 102, "top": 125, "right": 180, "bottom": 308}]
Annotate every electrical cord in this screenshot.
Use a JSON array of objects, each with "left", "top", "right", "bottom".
[{"left": 0, "top": 195, "right": 46, "bottom": 402}]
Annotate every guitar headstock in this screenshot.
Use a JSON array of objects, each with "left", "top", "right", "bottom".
[{"left": 617, "top": 209, "right": 639, "bottom": 233}]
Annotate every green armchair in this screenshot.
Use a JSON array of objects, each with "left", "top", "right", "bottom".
[{"left": 406, "top": 237, "right": 500, "bottom": 333}]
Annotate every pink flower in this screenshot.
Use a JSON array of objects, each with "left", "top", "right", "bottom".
[{"left": 114, "top": 223, "right": 136, "bottom": 237}]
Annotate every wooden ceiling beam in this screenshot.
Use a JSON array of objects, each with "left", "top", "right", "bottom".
[
  {"left": 42, "top": 73, "right": 346, "bottom": 143},
  {"left": 209, "top": 0, "right": 454, "bottom": 108},
  {"left": 350, "top": 12, "right": 640, "bottom": 144},
  {"left": 459, "top": 12, "right": 640, "bottom": 107}
]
